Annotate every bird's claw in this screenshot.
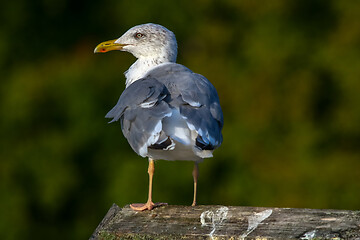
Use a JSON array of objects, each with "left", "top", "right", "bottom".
[{"left": 130, "top": 202, "right": 167, "bottom": 211}]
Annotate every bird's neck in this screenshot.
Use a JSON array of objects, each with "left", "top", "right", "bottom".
[{"left": 125, "top": 55, "right": 176, "bottom": 87}]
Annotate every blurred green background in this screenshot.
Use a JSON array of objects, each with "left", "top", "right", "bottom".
[{"left": 1, "top": 0, "right": 360, "bottom": 239}]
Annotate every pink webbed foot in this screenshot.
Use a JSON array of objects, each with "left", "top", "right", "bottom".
[{"left": 130, "top": 202, "right": 167, "bottom": 211}]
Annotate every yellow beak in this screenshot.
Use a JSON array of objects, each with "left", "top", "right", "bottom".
[{"left": 94, "top": 39, "right": 128, "bottom": 53}]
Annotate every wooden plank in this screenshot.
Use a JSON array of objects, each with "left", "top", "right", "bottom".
[{"left": 90, "top": 204, "right": 360, "bottom": 239}]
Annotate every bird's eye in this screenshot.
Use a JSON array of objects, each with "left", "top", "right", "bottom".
[{"left": 134, "top": 33, "right": 145, "bottom": 39}]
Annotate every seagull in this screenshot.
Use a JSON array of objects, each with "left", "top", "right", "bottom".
[{"left": 94, "top": 23, "right": 223, "bottom": 211}]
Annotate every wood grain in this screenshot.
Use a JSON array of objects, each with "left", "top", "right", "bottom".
[{"left": 90, "top": 204, "right": 360, "bottom": 239}]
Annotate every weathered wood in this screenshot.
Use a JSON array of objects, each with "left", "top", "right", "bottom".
[{"left": 90, "top": 204, "right": 360, "bottom": 239}]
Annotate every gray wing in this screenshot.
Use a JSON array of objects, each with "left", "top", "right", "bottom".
[
  {"left": 146, "top": 63, "right": 224, "bottom": 150},
  {"left": 105, "top": 78, "right": 172, "bottom": 157}
]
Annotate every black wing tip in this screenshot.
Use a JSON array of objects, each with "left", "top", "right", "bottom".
[
  {"left": 149, "top": 137, "right": 173, "bottom": 150},
  {"left": 195, "top": 136, "right": 215, "bottom": 150}
]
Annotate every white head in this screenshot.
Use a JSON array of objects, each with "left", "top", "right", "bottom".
[{"left": 95, "top": 23, "right": 178, "bottom": 63}]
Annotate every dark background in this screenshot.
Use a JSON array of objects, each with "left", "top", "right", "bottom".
[{"left": 1, "top": 0, "right": 360, "bottom": 239}]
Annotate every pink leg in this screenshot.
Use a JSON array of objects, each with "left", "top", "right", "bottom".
[
  {"left": 130, "top": 158, "right": 167, "bottom": 211},
  {"left": 192, "top": 162, "right": 199, "bottom": 206}
]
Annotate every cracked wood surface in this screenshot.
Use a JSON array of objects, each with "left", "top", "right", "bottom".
[{"left": 90, "top": 204, "right": 360, "bottom": 239}]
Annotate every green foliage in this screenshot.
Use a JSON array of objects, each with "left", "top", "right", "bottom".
[{"left": 1, "top": 0, "right": 360, "bottom": 239}]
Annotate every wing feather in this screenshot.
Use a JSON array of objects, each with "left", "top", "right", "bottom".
[
  {"left": 106, "top": 78, "right": 172, "bottom": 156},
  {"left": 145, "top": 63, "right": 224, "bottom": 150}
]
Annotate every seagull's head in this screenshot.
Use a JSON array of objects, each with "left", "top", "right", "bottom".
[{"left": 94, "top": 23, "right": 178, "bottom": 62}]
